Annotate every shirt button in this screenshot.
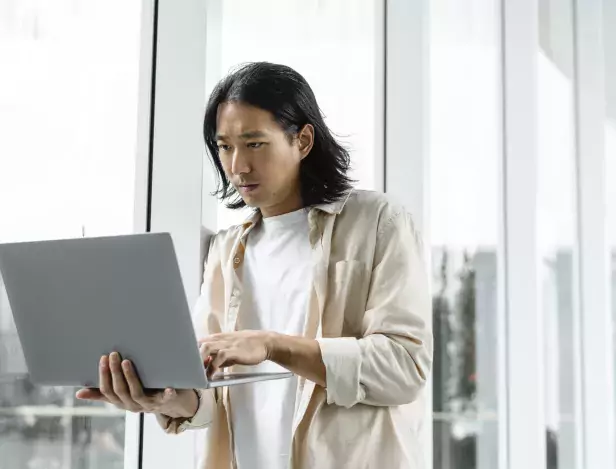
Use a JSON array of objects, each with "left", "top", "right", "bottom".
[{"left": 233, "top": 257, "right": 240, "bottom": 265}]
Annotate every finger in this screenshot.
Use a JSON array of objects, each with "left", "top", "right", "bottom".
[
  {"left": 198, "top": 332, "right": 226, "bottom": 344},
  {"left": 198, "top": 333, "right": 225, "bottom": 345},
  {"left": 122, "top": 360, "right": 155, "bottom": 409},
  {"left": 99, "top": 355, "right": 123, "bottom": 407},
  {"left": 208, "top": 349, "right": 238, "bottom": 377},
  {"left": 76, "top": 388, "right": 108, "bottom": 402},
  {"left": 161, "top": 387, "right": 178, "bottom": 405},
  {"left": 203, "top": 355, "right": 213, "bottom": 369},
  {"left": 110, "top": 353, "right": 141, "bottom": 412},
  {"left": 199, "top": 342, "right": 224, "bottom": 362}
]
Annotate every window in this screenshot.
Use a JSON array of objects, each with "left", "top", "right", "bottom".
[
  {"left": 0, "top": 1, "right": 142, "bottom": 467},
  {"left": 202, "top": 0, "right": 383, "bottom": 230},
  {"left": 429, "top": 1, "right": 502, "bottom": 468}
]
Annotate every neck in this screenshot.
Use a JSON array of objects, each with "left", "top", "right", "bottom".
[{"left": 260, "top": 193, "right": 303, "bottom": 218}]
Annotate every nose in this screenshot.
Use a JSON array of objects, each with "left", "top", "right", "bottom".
[{"left": 231, "top": 148, "right": 251, "bottom": 175}]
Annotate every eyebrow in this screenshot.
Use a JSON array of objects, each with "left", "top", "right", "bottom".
[{"left": 215, "top": 130, "right": 268, "bottom": 141}]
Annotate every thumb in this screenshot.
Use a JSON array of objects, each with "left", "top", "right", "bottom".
[
  {"left": 76, "top": 388, "right": 105, "bottom": 400},
  {"left": 162, "top": 388, "right": 177, "bottom": 402}
]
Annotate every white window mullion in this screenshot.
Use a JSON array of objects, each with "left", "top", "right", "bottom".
[
  {"left": 385, "top": 0, "right": 431, "bottom": 467},
  {"left": 124, "top": 0, "right": 158, "bottom": 467},
  {"left": 385, "top": 0, "right": 429, "bottom": 228},
  {"left": 123, "top": 413, "right": 143, "bottom": 469},
  {"left": 142, "top": 0, "right": 209, "bottom": 468},
  {"left": 501, "top": 1, "right": 547, "bottom": 469},
  {"left": 201, "top": 0, "right": 223, "bottom": 236},
  {"left": 372, "top": 0, "right": 386, "bottom": 194},
  {"left": 572, "top": 1, "right": 615, "bottom": 468}
]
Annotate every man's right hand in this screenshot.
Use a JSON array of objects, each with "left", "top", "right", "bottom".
[{"left": 75, "top": 352, "right": 199, "bottom": 419}]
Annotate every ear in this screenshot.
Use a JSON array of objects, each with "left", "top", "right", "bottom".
[{"left": 297, "top": 124, "right": 314, "bottom": 159}]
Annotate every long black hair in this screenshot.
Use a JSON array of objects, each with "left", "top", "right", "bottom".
[{"left": 203, "top": 62, "right": 354, "bottom": 210}]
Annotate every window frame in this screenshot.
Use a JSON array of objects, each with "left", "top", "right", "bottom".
[
  {"left": 131, "top": 0, "right": 209, "bottom": 467},
  {"left": 385, "top": 0, "right": 431, "bottom": 467},
  {"left": 137, "top": 1, "right": 616, "bottom": 468},
  {"left": 573, "top": 0, "right": 615, "bottom": 467}
]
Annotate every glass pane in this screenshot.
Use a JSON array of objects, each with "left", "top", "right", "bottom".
[
  {"left": 203, "top": 0, "right": 382, "bottom": 230},
  {"left": 430, "top": 1, "right": 502, "bottom": 468},
  {"left": 538, "top": 2, "right": 579, "bottom": 468},
  {"left": 0, "top": 0, "right": 142, "bottom": 467},
  {"left": 433, "top": 419, "right": 499, "bottom": 469}
]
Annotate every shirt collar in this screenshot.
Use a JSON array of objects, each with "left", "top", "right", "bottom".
[
  {"left": 240, "top": 190, "right": 353, "bottom": 234},
  {"left": 313, "top": 190, "right": 353, "bottom": 215}
]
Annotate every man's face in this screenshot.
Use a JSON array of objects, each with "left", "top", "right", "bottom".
[{"left": 215, "top": 102, "right": 312, "bottom": 217}]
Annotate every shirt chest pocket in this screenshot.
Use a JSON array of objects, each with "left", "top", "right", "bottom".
[{"left": 324, "top": 260, "right": 368, "bottom": 337}]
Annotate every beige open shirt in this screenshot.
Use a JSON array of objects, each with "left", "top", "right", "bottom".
[{"left": 158, "top": 190, "right": 433, "bottom": 469}]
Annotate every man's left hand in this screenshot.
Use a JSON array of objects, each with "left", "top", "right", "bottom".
[{"left": 199, "top": 330, "right": 273, "bottom": 377}]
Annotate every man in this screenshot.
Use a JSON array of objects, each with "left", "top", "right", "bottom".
[{"left": 77, "top": 62, "right": 432, "bottom": 469}]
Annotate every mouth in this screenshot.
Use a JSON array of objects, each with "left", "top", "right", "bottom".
[{"left": 238, "top": 184, "right": 259, "bottom": 194}]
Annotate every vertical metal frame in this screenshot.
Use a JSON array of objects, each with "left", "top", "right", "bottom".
[
  {"left": 572, "top": 1, "right": 615, "bottom": 468},
  {"left": 373, "top": 0, "right": 386, "bottom": 194},
  {"left": 201, "top": 0, "right": 223, "bottom": 235},
  {"left": 140, "top": 0, "right": 209, "bottom": 467},
  {"left": 501, "top": 0, "right": 547, "bottom": 468},
  {"left": 385, "top": 0, "right": 430, "bottom": 225},
  {"left": 541, "top": 2, "right": 585, "bottom": 468},
  {"left": 124, "top": 0, "right": 158, "bottom": 467},
  {"left": 123, "top": 412, "right": 143, "bottom": 469},
  {"left": 384, "top": 0, "right": 432, "bottom": 467}
]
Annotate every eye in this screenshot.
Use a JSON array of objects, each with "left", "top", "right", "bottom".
[
  {"left": 217, "top": 144, "right": 231, "bottom": 152},
  {"left": 247, "top": 142, "right": 265, "bottom": 149}
]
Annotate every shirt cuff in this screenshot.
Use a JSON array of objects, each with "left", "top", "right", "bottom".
[
  {"left": 316, "top": 337, "right": 365, "bottom": 408},
  {"left": 163, "top": 389, "right": 215, "bottom": 434}
]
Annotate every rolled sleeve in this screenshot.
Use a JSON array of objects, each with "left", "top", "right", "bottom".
[
  {"left": 358, "top": 210, "right": 432, "bottom": 406},
  {"left": 317, "top": 208, "right": 432, "bottom": 409},
  {"left": 316, "top": 337, "right": 366, "bottom": 407},
  {"left": 159, "top": 389, "right": 216, "bottom": 434}
]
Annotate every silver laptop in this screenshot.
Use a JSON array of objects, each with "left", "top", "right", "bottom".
[{"left": 0, "top": 233, "right": 292, "bottom": 390}]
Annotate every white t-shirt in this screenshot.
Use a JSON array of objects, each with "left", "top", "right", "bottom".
[{"left": 229, "top": 208, "right": 312, "bottom": 469}]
